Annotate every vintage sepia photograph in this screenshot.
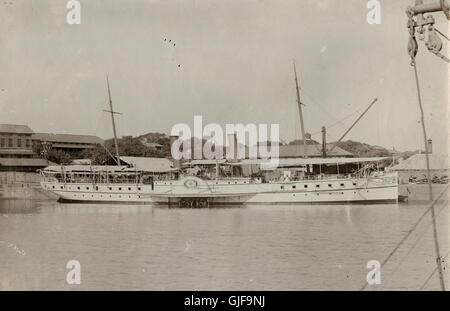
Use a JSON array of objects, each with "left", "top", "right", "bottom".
[{"left": 0, "top": 0, "right": 449, "bottom": 296}]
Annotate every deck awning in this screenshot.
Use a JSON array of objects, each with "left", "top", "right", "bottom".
[
  {"left": 42, "top": 165, "right": 133, "bottom": 173},
  {"left": 229, "top": 157, "right": 390, "bottom": 167},
  {"left": 186, "top": 159, "right": 227, "bottom": 166},
  {"left": 120, "top": 156, "right": 178, "bottom": 173}
]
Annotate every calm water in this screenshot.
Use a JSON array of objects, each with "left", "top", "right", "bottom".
[{"left": 0, "top": 198, "right": 449, "bottom": 290}]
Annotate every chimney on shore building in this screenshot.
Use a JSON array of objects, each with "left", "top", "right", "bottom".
[
  {"left": 427, "top": 139, "right": 433, "bottom": 154},
  {"left": 170, "top": 135, "right": 182, "bottom": 168}
]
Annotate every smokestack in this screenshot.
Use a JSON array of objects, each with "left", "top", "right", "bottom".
[
  {"left": 427, "top": 139, "right": 433, "bottom": 154},
  {"left": 322, "top": 126, "right": 327, "bottom": 158},
  {"left": 170, "top": 135, "right": 182, "bottom": 168},
  {"left": 233, "top": 133, "right": 238, "bottom": 160},
  {"left": 226, "top": 133, "right": 239, "bottom": 160}
]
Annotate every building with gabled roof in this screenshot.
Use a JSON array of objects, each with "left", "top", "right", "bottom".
[{"left": 32, "top": 133, "right": 104, "bottom": 151}]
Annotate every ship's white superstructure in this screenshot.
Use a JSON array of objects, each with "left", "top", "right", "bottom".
[{"left": 40, "top": 160, "right": 398, "bottom": 206}]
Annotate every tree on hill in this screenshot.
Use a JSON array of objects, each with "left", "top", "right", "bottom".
[
  {"left": 80, "top": 136, "right": 168, "bottom": 164},
  {"left": 334, "top": 140, "right": 392, "bottom": 157}
]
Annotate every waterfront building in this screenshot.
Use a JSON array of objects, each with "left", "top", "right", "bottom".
[
  {"left": 32, "top": 133, "right": 104, "bottom": 154},
  {"left": 392, "top": 153, "right": 449, "bottom": 184},
  {"left": 0, "top": 124, "right": 50, "bottom": 172}
]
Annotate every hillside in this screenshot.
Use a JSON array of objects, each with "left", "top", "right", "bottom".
[{"left": 333, "top": 140, "right": 393, "bottom": 157}]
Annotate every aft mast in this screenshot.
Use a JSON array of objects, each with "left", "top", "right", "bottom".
[
  {"left": 293, "top": 61, "right": 307, "bottom": 158},
  {"left": 105, "top": 75, "right": 122, "bottom": 166}
]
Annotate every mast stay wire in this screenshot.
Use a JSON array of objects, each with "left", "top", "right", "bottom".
[
  {"left": 359, "top": 184, "right": 449, "bottom": 291},
  {"left": 435, "top": 27, "right": 450, "bottom": 42},
  {"left": 412, "top": 60, "right": 446, "bottom": 291},
  {"left": 382, "top": 198, "right": 449, "bottom": 288},
  {"left": 405, "top": 8, "right": 447, "bottom": 291},
  {"left": 91, "top": 104, "right": 121, "bottom": 165},
  {"left": 420, "top": 248, "right": 450, "bottom": 290},
  {"left": 293, "top": 77, "right": 377, "bottom": 138},
  {"left": 309, "top": 101, "right": 374, "bottom": 136}
]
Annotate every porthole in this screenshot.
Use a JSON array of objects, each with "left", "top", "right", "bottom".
[
  {"left": 109, "top": 187, "right": 112, "bottom": 190},
  {"left": 60, "top": 186, "right": 63, "bottom": 190},
  {"left": 77, "top": 187, "right": 80, "bottom": 190},
  {"left": 52, "top": 186, "right": 55, "bottom": 189},
  {"left": 128, "top": 187, "right": 131, "bottom": 191},
  {"left": 292, "top": 185, "right": 296, "bottom": 189},
  {"left": 304, "top": 185, "right": 308, "bottom": 188},
  {"left": 328, "top": 184, "right": 332, "bottom": 187},
  {"left": 86, "top": 187, "right": 89, "bottom": 190},
  {"left": 118, "top": 187, "right": 122, "bottom": 191},
  {"left": 316, "top": 185, "right": 320, "bottom": 188},
  {"left": 340, "top": 183, "right": 345, "bottom": 187},
  {"left": 281, "top": 185, "right": 284, "bottom": 190}
]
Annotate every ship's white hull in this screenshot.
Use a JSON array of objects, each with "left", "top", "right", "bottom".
[{"left": 40, "top": 173, "right": 398, "bottom": 205}]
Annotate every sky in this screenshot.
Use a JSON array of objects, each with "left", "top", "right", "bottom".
[{"left": 0, "top": 0, "right": 449, "bottom": 154}]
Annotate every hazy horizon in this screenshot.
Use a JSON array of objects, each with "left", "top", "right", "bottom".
[{"left": 1, "top": 0, "right": 449, "bottom": 154}]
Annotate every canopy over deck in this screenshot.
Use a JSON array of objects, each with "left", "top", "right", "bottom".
[
  {"left": 229, "top": 157, "right": 389, "bottom": 167},
  {"left": 185, "top": 159, "right": 227, "bottom": 166},
  {"left": 42, "top": 165, "right": 133, "bottom": 173},
  {"left": 120, "top": 156, "right": 178, "bottom": 173}
]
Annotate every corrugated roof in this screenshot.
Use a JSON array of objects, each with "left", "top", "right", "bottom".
[
  {"left": 50, "top": 143, "right": 96, "bottom": 149},
  {"left": 32, "top": 133, "right": 103, "bottom": 145},
  {"left": 120, "top": 156, "right": 176, "bottom": 173},
  {"left": 0, "top": 124, "right": 34, "bottom": 134},
  {"left": 0, "top": 158, "right": 51, "bottom": 167},
  {"left": 392, "top": 154, "right": 450, "bottom": 171}
]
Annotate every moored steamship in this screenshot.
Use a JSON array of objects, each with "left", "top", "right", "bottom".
[
  {"left": 39, "top": 158, "right": 398, "bottom": 206},
  {"left": 39, "top": 70, "right": 399, "bottom": 206}
]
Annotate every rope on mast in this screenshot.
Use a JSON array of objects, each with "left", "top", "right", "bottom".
[{"left": 406, "top": 4, "right": 446, "bottom": 290}]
